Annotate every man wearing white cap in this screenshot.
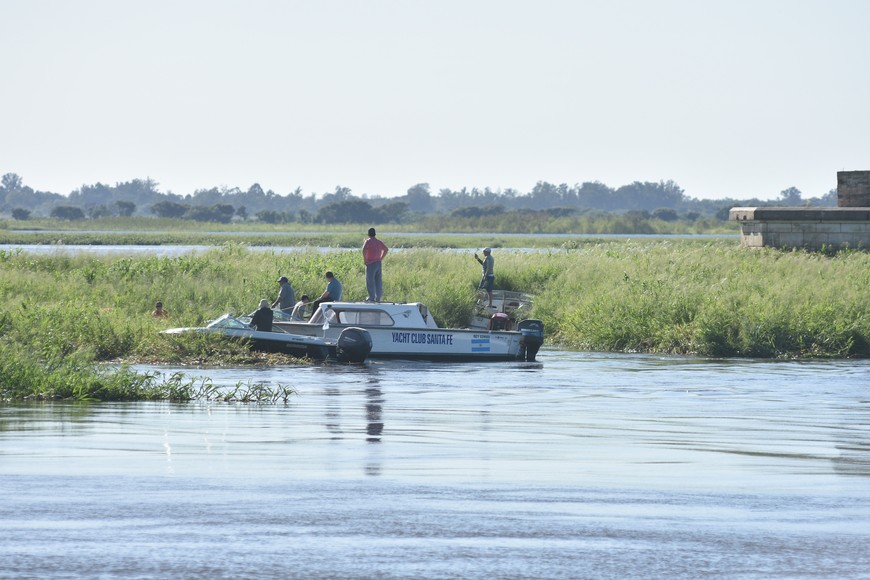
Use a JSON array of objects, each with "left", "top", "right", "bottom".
[{"left": 474, "top": 247, "right": 495, "bottom": 307}]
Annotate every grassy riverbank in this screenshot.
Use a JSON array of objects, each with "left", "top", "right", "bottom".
[
  {"left": 0, "top": 216, "right": 738, "bottom": 249},
  {"left": 1, "top": 240, "right": 867, "bottom": 400},
  {"left": 0, "top": 229, "right": 584, "bottom": 250}
]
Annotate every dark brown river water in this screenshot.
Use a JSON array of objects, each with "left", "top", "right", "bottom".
[{"left": 1, "top": 350, "right": 868, "bottom": 578}]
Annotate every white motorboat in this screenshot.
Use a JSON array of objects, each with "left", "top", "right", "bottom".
[
  {"left": 164, "top": 314, "right": 372, "bottom": 363},
  {"left": 271, "top": 298, "right": 543, "bottom": 362}
]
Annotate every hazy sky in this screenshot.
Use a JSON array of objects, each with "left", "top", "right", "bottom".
[{"left": 3, "top": 0, "right": 869, "bottom": 200}]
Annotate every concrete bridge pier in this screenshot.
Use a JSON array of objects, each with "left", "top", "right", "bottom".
[{"left": 730, "top": 171, "right": 870, "bottom": 250}]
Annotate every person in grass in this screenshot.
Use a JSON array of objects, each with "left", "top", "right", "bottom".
[{"left": 152, "top": 301, "right": 168, "bottom": 318}]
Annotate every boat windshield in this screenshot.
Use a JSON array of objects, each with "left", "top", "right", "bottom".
[
  {"left": 206, "top": 315, "right": 250, "bottom": 330},
  {"left": 272, "top": 309, "right": 296, "bottom": 322}
]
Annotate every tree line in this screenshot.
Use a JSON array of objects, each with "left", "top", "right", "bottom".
[{"left": 0, "top": 172, "right": 837, "bottom": 225}]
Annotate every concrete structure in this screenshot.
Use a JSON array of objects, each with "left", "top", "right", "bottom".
[
  {"left": 730, "top": 171, "right": 870, "bottom": 250},
  {"left": 838, "top": 170, "right": 870, "bottom": 207}
]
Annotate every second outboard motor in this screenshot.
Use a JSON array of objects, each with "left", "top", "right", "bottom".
[
  {"left": 516, "top": 319, "right": 544, "bottom": 362},
  {"left": 336, "top": 327, "right": 373, "bottom": 363}
]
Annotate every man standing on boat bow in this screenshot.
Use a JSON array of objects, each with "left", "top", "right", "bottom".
[{"left": 362, "top": 227, "right": 389, "bottom": 302}]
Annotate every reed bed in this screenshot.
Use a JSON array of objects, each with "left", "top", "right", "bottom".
[{"left": 0, "top": 241, "right": 867, "bottom": 400}]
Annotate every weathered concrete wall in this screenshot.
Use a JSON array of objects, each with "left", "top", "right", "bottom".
[
  {"left": 729, "top": 171, "right": 870, "bottom": 250},
  {"left": 838, "top": 170, "right": 870, "bottom": 207},
  {"left": 730, "top": 207, "right": 870, "bottom": 250}
]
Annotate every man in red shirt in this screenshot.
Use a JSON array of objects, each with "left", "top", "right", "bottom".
[{"left": 362, "top": 227, "right": 389, "bottom": 302}]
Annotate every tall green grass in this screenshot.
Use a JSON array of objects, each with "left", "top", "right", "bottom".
[
  {"left": 1, "top": 241, "right": 868, "bottom": 400},
  {"left": 0, "top": 345, "right": 295, "bottom": 402},
  {"left": 510, "top": 242, "right": 870, "bottom": 358}
]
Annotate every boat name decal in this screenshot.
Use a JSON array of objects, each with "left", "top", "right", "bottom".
[{"left": 391, "top": 331, "right": 455, "bottom": 345}]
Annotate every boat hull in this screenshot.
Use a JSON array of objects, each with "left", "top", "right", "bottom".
[
  {"left": 272, "top": 301, "right": 542, "bottom": 362},
  {"left": 274, "top": 323, "right": 523, "bottom": 361},
  {"left": 164, "top": 322, "right": 371, "bottom": 363}
]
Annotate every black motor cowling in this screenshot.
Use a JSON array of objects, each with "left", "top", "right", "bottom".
[
  {"left": 336, "top": 327, "right": 373, "bottom": 363},
  {"left": 516, "top": 319, "right": 544, "bottom": 362}
]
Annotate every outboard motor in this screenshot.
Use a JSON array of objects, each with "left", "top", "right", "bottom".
[
  {"left": 516, "top": 319, "right": 544, "bottom": 362},
  {"left": 336, "top": 327, "right": 373, "bottom": 363}
]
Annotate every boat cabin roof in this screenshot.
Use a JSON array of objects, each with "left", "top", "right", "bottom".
[{"left": 309, "top": 302, "right": 439, "bottom": 329}]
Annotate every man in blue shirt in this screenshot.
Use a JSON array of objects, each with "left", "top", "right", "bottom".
[{"left": 311, "top": 271, "right": 342, "bottom": 310}]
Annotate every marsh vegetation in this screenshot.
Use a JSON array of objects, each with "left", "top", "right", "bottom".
[
  {"left": 1, "top": 240, "right": 867, "bottom": 401},
  {"left": 0, "top": 215, "right": 736, "bottom": 249}
]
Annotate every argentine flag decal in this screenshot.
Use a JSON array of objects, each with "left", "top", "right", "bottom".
[{"left": 471, "top": 336, "right": 490, "bottom": 352}]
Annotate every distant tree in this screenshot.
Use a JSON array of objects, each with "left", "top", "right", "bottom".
[
  {"left": 451, "top": 206, "right": 485, "bottom": 219},
  {"left": 151, "top": 201, "right": 189, "bottom": 219},
  {"left": 51, "top": 205, "right": 86, "bottom": 220},
  {"left": 317, "top": 199, "right": 377, "bottom": 224},
  {"left": 89, "top": 204, "right": 112, "bottom": 218},
  {"left": 119, "top": 177, "right": 161, "bottom": 201},
  {"left": 818, "top": 188, "right": 838, "bottom": 206},
  {"left": 405, "top": 183, "right": 434, "bottom": 213},
  {"left": 190, "top": 187, "right": 225, "bottom": 205},
  {"left": 613, "top": 181, "right": 686, "bottom": 211},
  {"left": 624, "top": 210, "right": 651, "bottom": 220},
  {"left": 779, "top": 187, "right": 802, "bottom": 206},
  {"left": 544, "top": 207, "right": 576, "bottom": 218},
  {"left": 298, "top": 209, "right": 313, "bottom": 224},
  {"left": 3, "top": 186, "right": 59, "bottom": 211},
  {"left": 375, "top": 201, "right": 410, "bottom": 223},
  {"left": 71, "top": 182, "right": 113, "bottom": 206},
  {"left": 214, "top": 204, "right": 236, "bottom": 222},
  {"left": 185, "top": 204, "right": 235, "bottom": 223},
  {"left": 235, "top": 205, "right": 247, "bottom": 220},
  {"left": 530, "top": 181, "right": 564, "bottom": 208},
  {"left": 115, "top": 200, "right": 136, "bottom": 217},
  {"left": 255, "top": 209, "right": 283, "bottom": 224},
  {"left": 576, "top": 181, "right": 616, "bottom": 210},
  {"left": 319, "top": 186, "right": 353, "bottom": 208},
  {"left": 11, "top": 208, "right": 30, "bottom": 220},
  {"left": 1, "top": 173, "right": 23, "bottom": 192},
  {"left": 451, "top": 205, "right": 505, "bottom": 219},
  {"left": 652, "top": 208, "right": 679, "bottom": 221}
]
